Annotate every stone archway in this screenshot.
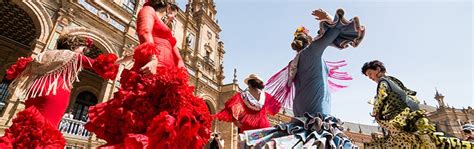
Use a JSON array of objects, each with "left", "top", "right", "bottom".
[
  {"left": 0, "top": 2, "right": 41, "bottom": 77},
  {"left": 10, "top": 0, "right": 53, "bottom": 45},
  {"left": 0, "top": 1, "right": 53, "bottom": 123},
  {"left": 202, "top": 94, "right": 217, "bottom": 114},
  {"left": 71, "top": 91, "right": 98, "bottom": 121},
  {"left": 69, "top": 86, "right": 101, "bottom": 111},
  {"left": 201, "top": 95, "right": 219, "bottom": 149},
  {"left": 64, "top": 27, "right": 119, "bottom": 104}
]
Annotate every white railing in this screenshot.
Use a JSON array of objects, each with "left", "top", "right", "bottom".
[{"left": 59, "top": 118, "right": 91, "bottom": 138}]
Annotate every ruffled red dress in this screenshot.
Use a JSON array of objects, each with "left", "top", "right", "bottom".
[
  {"left": 84, "top": 5, "right": 212, "bottom": 149},
  {"left": 0, "top": 52, "right": 118, "bottom": 148},
  {"left": 216, "top": 90, "right": 281, "bottom": 133}
]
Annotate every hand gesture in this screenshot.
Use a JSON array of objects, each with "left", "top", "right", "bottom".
[
  {"left": 312, "top": 9, "right": 332, "bottom": 21},
  {"left": 140, "top": 56, "right": 158, "bottom": 75}
]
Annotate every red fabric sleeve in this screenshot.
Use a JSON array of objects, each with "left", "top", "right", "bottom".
[
  {"left": 5, "top": 57, "right": 33, "bottom": 80},
  {"left": 80, "top": 54, "right": 95, "bottom": 70},
  {"left": 215, "top": 93, "right": 243, "bottom": 122},
  {"left": 264, "top": 93, "right": 282, "bottom": 115},
  {"left": 92, "top": 53, "right": 119, "bottom": 80},
  {"left": 137, "top": 6, "right": 155, "bottom": 44}
]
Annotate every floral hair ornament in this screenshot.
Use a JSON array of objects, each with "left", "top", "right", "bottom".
[
  {"left": 294, "top": 26, "right": 309, "bottom": 37},
  {"left": 85, "top": 37, "right": 94, "bottom": 49}
]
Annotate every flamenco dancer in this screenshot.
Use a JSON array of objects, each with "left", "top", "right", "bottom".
[
  {"left": 84, "top": 0, "right": 212, "bottom": 148},
  {"left": 216, "top": 74, "right": 281, "bottom": 133},
  {"left": 239, "top": 8, "right": 365, "bottom": 148},
  {"left": 0, "top": 28, "right": 118, "bottom": 148},
  {"left": 362, "top": 60, "right": 474, "bottom": 148}
]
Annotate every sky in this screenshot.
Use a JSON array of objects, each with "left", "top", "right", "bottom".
[{"left": 177, "top": 0, "right": 473, "bottom": 125}]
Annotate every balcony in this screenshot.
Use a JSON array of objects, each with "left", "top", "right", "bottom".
[
  {"left": 59, "top": 117, "right": 91, "bottom": 139},
  {"left": 203, "top": 56, "right": 215, "bottom": 67}
]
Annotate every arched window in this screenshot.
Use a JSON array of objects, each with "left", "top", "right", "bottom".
[
  {"left": 72, "top": 91, "right": 98, "bottom": 122},
  {"left": 122, "top": 0, "right": 137, "bottom": 13}
]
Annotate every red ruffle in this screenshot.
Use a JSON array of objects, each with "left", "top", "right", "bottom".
[
  {"left": 133, "top": 43, "right": 159, "bottom": 69},
  {"left": 0, "top": 107, "right": 66, "bottom": 148},
  {"left": 85, "top": 66, "right": 212, "bottom": 149},
  {"left": 5, "top": 57, "right": 33, "bottom": 80},
  {"left": 147, "top": 112, "right": 177, "bottom": 148},
  {"left": 216, "top": 94, "right": 241, "bottom": 122},
  {"left": 93, "top": 53, "right": 119, "bottom": 80},
  {"left": 123, "top": 134, "right": 149, "bottom": 149},
  {"left": 216, "top": 93, "right": 273, "bottom": 132}
]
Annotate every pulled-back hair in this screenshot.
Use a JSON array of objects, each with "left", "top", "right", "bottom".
[
  {"left": 149, "top": 0, "right": 178, "bottom": 12},
  {"left": 291, "top": 33, "right": 312, "bottom": 51},
  {"left": 247, "top": 79, "right": 264, "bottom": 90},
  {"left": 56, "top": 35, "right": 93, "bottom": 51},
  {"left": 361, "top": 60, "right": 386, "bottom": 75}
]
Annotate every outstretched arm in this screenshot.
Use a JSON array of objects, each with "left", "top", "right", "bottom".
[
  {"left": 305, "top": 9, "right": 365, "bottom": 57},
  {"left": 304, "top": 9, "right": 340, "bottom": 57},
  {"left": 216, "top": 93, "right": 244, "bottom": 122},
  {"left": 5, "top": 57, "right": 33, "bottom": 80},
  {"left": 264, "top": 93, "right": 282, "bottom": 115},
  {"left": 312, "top": 9, "right": 333, "bottom": 24},
  {"left": 80, "top": 54, "right": 95, "bottom": 70},
  {"left": 89, "top": 54, "right": 119, "bottom": 80}
]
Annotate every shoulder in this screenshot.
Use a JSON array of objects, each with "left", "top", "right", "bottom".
[
  {"left": 232, "top": 92, "right": 243, "bottom": 99},
  {"left": 377, "top": 78, "right": 390, "bottom": 89},
  {"left": 387, "top": 76, "right": 405, "bottom": 87},
  {"left": 138, "top": 6, "right": 155, "bottom": 16}
]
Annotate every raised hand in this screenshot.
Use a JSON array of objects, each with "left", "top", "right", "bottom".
[
  {"left": 312, "top": 9, "right": 332, "bottom": 22},
  {"left": 140, "top": 55, "right": 158, "bottom": 75}
]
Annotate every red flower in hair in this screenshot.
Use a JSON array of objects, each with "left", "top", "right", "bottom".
[{"left": 85, "top": 37, "right": 94, "bottom": 48}]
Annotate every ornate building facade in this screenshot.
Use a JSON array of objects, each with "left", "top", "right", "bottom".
[
  {"left": 426, "top": 91, "right": 474, "bottom": 139},
  {"left": 0, "top": 0, "right": 242, "bottom": 148},
  {"left": 0, "top": 1, "right": 470, "bottom": 148}
]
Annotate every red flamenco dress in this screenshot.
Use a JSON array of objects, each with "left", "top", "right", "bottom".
[
  {"left": 0, "top": 50, "right": 118, "bottom": 148},
  {"left": 216, "top": 89, "right": 281, "bottom": 133},
  {"left": 84, "top": 5, "right": 212, "bottom": 149}
]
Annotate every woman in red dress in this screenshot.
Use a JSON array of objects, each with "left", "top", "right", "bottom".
[
  {"left": 0, "top": 29, "right": 118, "bottom": 148},
  {"left": 216, "top": 74, "right": 281, "bottom": 133},
  {"left": 84, "top": 0, "right": 212, "bottom": 148}
]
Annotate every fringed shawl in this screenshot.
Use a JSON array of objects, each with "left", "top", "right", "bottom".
[{"left": 8, "top": 50, "right": 91, "bottom": 100}]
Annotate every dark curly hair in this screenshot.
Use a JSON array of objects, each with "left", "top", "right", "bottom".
[
  {"left": 149, "top": 0, "right": 178, "bottom": 12},
  {"left": 56, "top": 35, "right": 93, "bottom": 51},
  {"left": 361, "top": 60, "right": 386, "bottom": 75},
  {"left": 291, "top": 33, "right": 312, "bottom": 51},
  {"left": 247, "top": 79, "right": 264, "bottom": 90}
]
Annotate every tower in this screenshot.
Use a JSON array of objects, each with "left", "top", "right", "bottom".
[{"left": 434, "top": 88, "right": 446, "bottom": 108}]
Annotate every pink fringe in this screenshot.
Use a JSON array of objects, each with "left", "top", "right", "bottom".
[
  {"left": 325, "top": 60, "right": 352, "bottom": 93},
  {"left": 265, "top": 60, "right": 352, "bottom": 109},
  {"left": 264, "top": 65, "right": 295, "bottom": 109}
]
